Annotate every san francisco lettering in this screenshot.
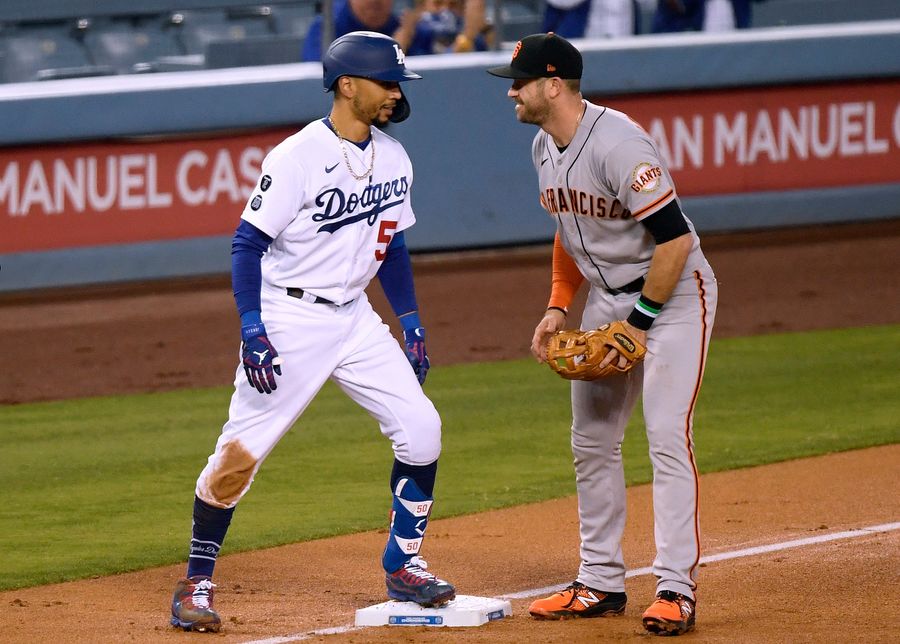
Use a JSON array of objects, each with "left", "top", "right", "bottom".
[{"left": 540, "top": 187, "right": 631, "bottom": 219}]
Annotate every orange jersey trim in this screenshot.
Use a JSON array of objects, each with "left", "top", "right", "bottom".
[
  {"left": 631, "top": 188, "right": 675, "bottom": 221},
  {"left": 548, "top": 232, "right": 585, "bottom": 310}
]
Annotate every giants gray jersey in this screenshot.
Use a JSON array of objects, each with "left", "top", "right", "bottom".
[{"left": 532, "top": 102, "right": 706, "bottom": 290}]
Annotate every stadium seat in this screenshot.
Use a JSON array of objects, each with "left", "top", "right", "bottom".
[
  {"left": 84, "top": 22, "right": 182, "bottom": 74},
  {"left": 1, "top": 24, "right": 115, "bottom": 83},
  {"left": 270, "top": 3, "right": 318, "bottom": 37},
  {"left": 145, "top": 54, "right": 207, "bottom": 73},
  {"left": 492, "top": 0, "right": 544, "bottom": 42},
  {"left": 752, "top": 0, "right": 900, "bottom": 27},
  {"left": 205, "top": 35, "right": 305, "bottom": 69},
  {"left": 171, "top": 9, "right": 274, "bottom": 57}
]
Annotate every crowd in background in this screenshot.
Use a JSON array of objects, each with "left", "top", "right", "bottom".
[
  {"left": 0, "top": 0, "right": 799, "bottom": 83},
  {"left": 302, "top": 0, "right": 766, "bottom": 62},
  {"left": 543, "top": 0, "right": 764, "bottom": 39},
  {"left": 303, "top": 0, "right": 494, "bottom": 61}
]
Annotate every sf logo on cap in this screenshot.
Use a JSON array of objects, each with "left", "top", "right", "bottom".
[{"left": 511, "top": 40, "right": 522, "bottom": 60}]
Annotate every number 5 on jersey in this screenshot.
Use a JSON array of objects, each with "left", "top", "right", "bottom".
[{"left": 375, "top": 220, "right": 399, "bottom": 260}]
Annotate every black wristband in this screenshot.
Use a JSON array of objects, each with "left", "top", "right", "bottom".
[
  {"left": 547, "top": 306, "right": 567, "bottom": 316},
  {"left": 626, "top": 294, "right": 664, "bottom": 331}
]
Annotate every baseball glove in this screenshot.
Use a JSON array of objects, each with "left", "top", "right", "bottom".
[{"left": 546, "top": 321, "right": 647, "bottom": 380}]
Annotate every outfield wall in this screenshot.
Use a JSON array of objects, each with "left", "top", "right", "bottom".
[{"left": 1, "top": 21, "right": 899, "bottom": 291}]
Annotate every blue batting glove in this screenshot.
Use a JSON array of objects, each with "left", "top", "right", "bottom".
[
  {"left": 241, "top": 322, "right": 283, "bottom": 394},
  {"left": 403, "top": 326, "right": 430, "bottom": 385}
]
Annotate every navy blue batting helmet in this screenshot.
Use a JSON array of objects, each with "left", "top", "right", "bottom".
[{"left": 322, "top": 31, "right": 421, "bottom": 123}]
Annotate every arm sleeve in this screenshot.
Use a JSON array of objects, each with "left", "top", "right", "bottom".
[
  {"left": 376, "top": 232, "right": 421, "bottom": 331},
  {"left": 639, "top": 199, "right": 690, "bottom": 244},
  {"left": 232, "top": 219, "right": 273, "bottom": 317},
  {"left": 547, "top": 232, "right": 585, "bottom": 310}
]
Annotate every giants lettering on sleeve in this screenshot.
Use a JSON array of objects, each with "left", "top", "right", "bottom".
[
  {"left": 539, "top": 187, "right": 631, "bottom": 219},
  {"left": 630, "top": 163, "right": 663, "bottom": 193}
]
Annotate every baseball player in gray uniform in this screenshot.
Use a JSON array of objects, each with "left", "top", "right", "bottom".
[
  {"left": 169, "top": 32, "right": 454, "bottom": 633},
  {"left": 489, "top": 33, "right": 718, "bottom": 636}
]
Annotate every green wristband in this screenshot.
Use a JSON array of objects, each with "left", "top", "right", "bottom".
[{"left": 626, "top": 294, "right": 663, "bottom": 331}]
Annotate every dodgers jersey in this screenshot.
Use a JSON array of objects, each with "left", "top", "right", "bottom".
[
  {"left": 533, "top": 101, "right": 707, "bottom": 290},
  {"left": 241, "top": 120, "right": 416, "bottom": 304}
]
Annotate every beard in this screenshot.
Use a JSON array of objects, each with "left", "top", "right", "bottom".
[
  {"left": 516, "top": 99, "right": 550, "bottom": 126},
  {"left": 352, "top": 96, "right": 392, "bottom": 128}
]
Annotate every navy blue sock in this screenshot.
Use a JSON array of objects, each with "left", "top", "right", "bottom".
[
  {"left": 186, "top": 496, "right": 235, "bottom": 579},
  {"left": 390, "top": 459, "right": 437, "bottom": 497}
]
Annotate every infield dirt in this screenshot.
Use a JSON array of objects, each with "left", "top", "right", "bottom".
[{"left": 1, "top": 220, "right": 898, "bottom": 642}]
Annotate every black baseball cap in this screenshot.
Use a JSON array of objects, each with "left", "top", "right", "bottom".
[{"left": 487, "top": 32, "right": 582, "bottom": 80}]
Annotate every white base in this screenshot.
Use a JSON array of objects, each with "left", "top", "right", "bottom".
[{"left": 354, "top": 594, "right": 512, "bottom": 627}]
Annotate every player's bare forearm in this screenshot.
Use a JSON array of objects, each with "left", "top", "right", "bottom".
[
  {"left": 462, "top": 0, "right": 487, "bottom": 39},
  {"left": 641, "top": 233, "right": 692, "bottom": 305},
  {"left": 603, "top": 234, "right": 691, "bottom": 369},
  {"left": 392, "top": 8, "right": 421, "bottom": 51}
]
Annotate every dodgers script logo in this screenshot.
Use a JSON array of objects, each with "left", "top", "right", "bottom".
[{"left": 312, "top": 176, "right": 409, "bottom": 234}]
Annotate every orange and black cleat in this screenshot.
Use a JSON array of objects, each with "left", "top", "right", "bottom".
[
  {"left": 528, "top": 581, "right": 627, "bottom": 620},
  {"left": 642, "top": 590, "right": 696, "bottom": 636}
]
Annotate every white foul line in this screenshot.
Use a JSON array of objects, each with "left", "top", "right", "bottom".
[
  {"left": 501, "top": 521, "right": 900, "bottom": 600},
  {"left": 241, "top": 521, "right": 899, "bottom": 644}
]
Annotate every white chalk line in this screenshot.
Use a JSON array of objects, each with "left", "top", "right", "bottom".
[{"left": 242, "top": 521, "right": 899, "bottom": 644}]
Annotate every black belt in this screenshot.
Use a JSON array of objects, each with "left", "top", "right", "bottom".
[
  {"left": 606, "top": 275, "right": 645, "bottom": 295},
  {"left": 286, "top": 287, "right": 335, "bottom": 305}
]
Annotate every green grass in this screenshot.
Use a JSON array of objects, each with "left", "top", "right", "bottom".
[{"left": 1, "top": 325, "right": 898, "bottom": 591}]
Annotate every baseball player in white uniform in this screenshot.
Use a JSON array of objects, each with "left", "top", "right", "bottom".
[
  {"left": 489, "top": 33, "right": 718, "bottom": 636},
  {"left": 170, "top": 32, "right": 455, "bottom": 633}
]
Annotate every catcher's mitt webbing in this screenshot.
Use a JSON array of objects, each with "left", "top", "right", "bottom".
[{"left": 546, "top": 321, "right": 647, "bottom": 380}]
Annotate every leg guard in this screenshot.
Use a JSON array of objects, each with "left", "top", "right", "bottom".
[{"left": 382, "top": 476, "right": 432, "bottom": 573}]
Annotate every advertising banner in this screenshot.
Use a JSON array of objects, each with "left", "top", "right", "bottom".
[
  {"left": 0, "top": 127, "right": 296, "bottom": 253},
  {"left": 601, "top": 79, "right": 900, "bottom": 196},
  {"left": 2, "top": 78, "right": 899, "bottom": 254}
]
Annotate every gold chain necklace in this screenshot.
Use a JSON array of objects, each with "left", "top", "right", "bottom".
[{"left": 327, "top": 117, "right": 375, "bottom": 181}]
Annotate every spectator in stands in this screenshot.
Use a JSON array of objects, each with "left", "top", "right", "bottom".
[
  {"left": 302, "top": 0, "right": 401, "bottom": 61},
  {"left": 542, "top": 0, "right": 591, "bottom": 38},
  {"left": 394, "top": 0, "right": 493, "bottom": 55},
  {"left": 545, "top": 0, "right": 641, "bottom": 39},
  {"left": 704, "top": 0, "right": 764, "bottom": 31},
  {"left": 651, "top": 0, "right": 705, "bottom": 33},
  {"left": 585, "top": 0, "right": 642, "bottom": 38}
]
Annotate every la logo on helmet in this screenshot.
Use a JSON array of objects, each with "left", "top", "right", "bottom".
[{"left": 393, "top": 44, "right": 406, "bottom": 65}]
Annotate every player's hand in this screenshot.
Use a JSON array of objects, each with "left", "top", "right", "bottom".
[
  {"left": 532, "top": 309, "right": 567, "bottom": 363},
  {"left": 393, "top": 5, "right": 424, "bottom": 49},
  {"left": 241, "top": 322, "right": 283, "bottom": 394},
  {"left": 403, "top": 326, "right": 430, "bottom": 385},
  {"left": 596, "top": 320, "right": 648, "bottom": 370}
]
